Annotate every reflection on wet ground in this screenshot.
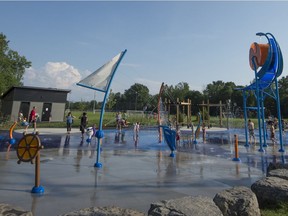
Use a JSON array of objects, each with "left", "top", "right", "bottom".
[{"left": 0, "top": 127, "right": 287, "bottom": 215}]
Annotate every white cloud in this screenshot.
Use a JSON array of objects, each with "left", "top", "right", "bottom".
[
  {"left": 23, "top": 62, "right": 101, "bottom": 101},
  {"left": 24, "top": 62, "right": 81, "bottom": 88},
  {"left": 23, "top": 62, "right": 166, "bottom": 102}
]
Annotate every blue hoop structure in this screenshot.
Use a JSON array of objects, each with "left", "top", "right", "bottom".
[{"left": 237, "top": 32, "right": 284, "bottom": 152}]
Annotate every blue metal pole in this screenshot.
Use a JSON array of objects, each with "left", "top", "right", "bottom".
[
  {"left": 275, "top": 79, "right": 284, "bottom": 152},
  {"left": 243, "top": 91, "right": 249, "bottom": 147},
  {"left": 252, "top": 57, "right": 263, "bottom": 152},
  {"left": 261, "top": 91, "right": 267, "bottom": 147}
]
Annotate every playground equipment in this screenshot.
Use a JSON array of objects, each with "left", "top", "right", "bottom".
[
  {"left": 16, "top": 134, "right": 44, "bottom": 193},
  {"left": 232, "top": 134, "right": 241, "bottom": 162},
  {"left": 237, "top": 32, "right": 284, "bottom": 152},
  {"left": 161, "top": 125, "right": 177, "bottom": 157},
  {"left": 7, "top": 121, "right": 17, "bottom": 152},
  {"left": 193, "top": 112, "right": 202, "bottom": 144},
  {"left": 86, "top": 126, "right": 94, "bottom": 143},
  {"left": 77, "top": 49, "right": 127, "bottom": 168},
  {"left": 157, "top": 82, "right": 165, "bottom": 143},
  {"left": 199, "top": 100, "right": 225, "bottom": 128},
  {"left": 164, "top": 98, "right": 192, "bottom": 126}
]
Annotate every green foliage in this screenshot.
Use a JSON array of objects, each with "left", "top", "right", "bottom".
[
  {"left": 0, "top": 33, "right": 31, "bottom": 94},
  {"left": 261, "top": 202, "right": 288, "bottom": 216}
]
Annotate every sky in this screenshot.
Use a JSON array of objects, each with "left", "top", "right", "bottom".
[{"left": 1, "top": 1, "right": 288, "bottom": 102}]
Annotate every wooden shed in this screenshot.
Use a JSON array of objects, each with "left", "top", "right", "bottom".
[{"left": 0, "top": 86, "right": 71, "bottom": 122}]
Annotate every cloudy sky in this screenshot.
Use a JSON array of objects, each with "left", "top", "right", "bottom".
[{"left": 1, "top": 1, "right": 288, "bottom": 101}]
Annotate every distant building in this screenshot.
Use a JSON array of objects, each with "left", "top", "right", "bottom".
[{"left": 0, "top": 86, "right": 71, "bottom": 122}]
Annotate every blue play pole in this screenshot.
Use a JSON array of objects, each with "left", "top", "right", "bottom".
[
  {"left": 275, "top": 79, "right": 284, "bottom": 152},
  {"left": 243, "top": 91, "right": 249, "bottom": 147},
  {"left": 260, "top": 91, "right": 267, "bottom": 147},
  {"left": 252, "top": 57, "right": 263, "bottom": 152}
]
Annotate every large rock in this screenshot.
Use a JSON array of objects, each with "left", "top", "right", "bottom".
[
  {"left": 148, "top": 196, "right": 223, "bottom": 216},
  {"left": 267, "top": 169, "right": 288, "bottom": 180},
  {"left": 266, "top": 162, "right": 288, "bottom": 174},
  {"left": 213, "top": 186, "right": 260, "bottom": 216},
  {"left": 0, "top": 203, "right": 33, "bottom": 216},
  {"left": 251, "top": 176, "right": 288, "bottom": 207},
  {"left": 58, "top": 206, "right": 145, "bottom": 216}
]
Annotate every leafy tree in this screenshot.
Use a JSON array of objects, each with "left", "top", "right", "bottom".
[
  {"left": 124, "top": 83, "right": 150, "bottom": 110},
  {"left": 278, "top": 76, "right": 288, "bottom": 117},
  {"left": 0, "top": 33, "right": 31, "bottom": 95},
  {"left": 106, "top": 90, "right": 117, "bottom": 111}
]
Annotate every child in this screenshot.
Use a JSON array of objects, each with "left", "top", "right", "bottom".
[
  {"left": 86, "top": 126, "right": 94, "bottom": 143},
  {"left": 248, "top": 119, "right": 256, "bottom": 145},
  {"left": 133, "top": 122, "right": 140, "bottom": 145},
  {"left": 270, "top": 123, "right": 276, "bottom": 145},
  {"left": 66, "top": 112, "right": 75, "bottom": 134},
  {"left": 79, "top": 112, "right": 88, "bottom": 139},
  {"left": 92, "top": 124, "right": 97, "bottom": 137}
]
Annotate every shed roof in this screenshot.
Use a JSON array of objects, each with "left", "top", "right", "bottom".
[{"left": 1, "top": 86, "right": 71, "bottom": 99}]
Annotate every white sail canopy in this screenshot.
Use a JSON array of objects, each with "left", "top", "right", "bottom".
[{"left": 77, "top": 51, "right": 125, "bottom": 93}]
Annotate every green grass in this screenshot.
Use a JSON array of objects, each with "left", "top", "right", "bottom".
[
  {"left": 1, "top": 110, "right": 159, "bottom": 130},
  {"left": 1, "top": 111, "right": 255, "bottom": 130},
  {"left": 261, "top": 202, "right": 288, "bottom": 216}
]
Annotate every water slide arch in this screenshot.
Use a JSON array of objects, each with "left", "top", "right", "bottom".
[{"left": 237, "top": 32, "right": 284, "bottom": 152}]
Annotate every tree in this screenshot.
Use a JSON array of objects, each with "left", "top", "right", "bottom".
[
  {"left": 0, "top": 33, "right": 31, "bottom": 95},
  {"left": 124, "top": 83, "right": 150, "bottom": 110},
  {"left": 277, "top": 76, "right": 288, "bottom": 117},
  {"left": 106, "top": 90, "right": 117, "bottom": 111}
]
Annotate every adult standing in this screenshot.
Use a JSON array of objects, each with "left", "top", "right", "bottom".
[
  {"left": 29, "top": 106, "right": 37, "bottom": 133},
  {"left": 79, "top": 112, "right": 88, "bottom": 139}
]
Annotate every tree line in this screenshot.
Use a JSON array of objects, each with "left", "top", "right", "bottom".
[
  {"left": 68, "top": 79, "right": 288, "bottom": 119},
  {"left": 1, "top": 32, "right": 288, "bottom": 118}
]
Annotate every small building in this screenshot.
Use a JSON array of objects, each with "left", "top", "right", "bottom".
[{"left": 0, "top": 86, "right": 71, "bottom": 122}]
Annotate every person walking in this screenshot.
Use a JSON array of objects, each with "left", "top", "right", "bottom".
[
  {"left": 79, "top": 112, "right": 88, "bottom": 139},
  {"left": 66, "top": 112, "right": 75, "bottom": 134}
]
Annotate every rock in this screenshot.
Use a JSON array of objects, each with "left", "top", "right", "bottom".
[
  {"left": 0, "top": 203, "right": 33, "bottom": 216},
  {"left": 266, "top": 162, "right": 288, "bottom": 174},
  {"left": 251, "top": 176, "right": 288, "bottom": 207},
  {"left": 148, "top": 196, "right": 223, "bottom": 216},
  {"left": 213, "top": 186, "right": 260, "bottom": 216},
  {"left": 267, "top": 168, "right": 288, "bottom": 180},
  {"left": 58, "top": 206, "right": 145, "bottom": 216}
]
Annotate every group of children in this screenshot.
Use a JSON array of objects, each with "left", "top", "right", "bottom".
[
  {"left": 248, "top": 118, "right": 285, "bottom": 145},
  {"left": 18, "top": 106, "right": 38, "bottom": 134},
  {"left": 66, "top": 111, "right": 140, "bottom": 144},
  {"left": 66, "top": 112, "right": 97, "bottom": 141}
]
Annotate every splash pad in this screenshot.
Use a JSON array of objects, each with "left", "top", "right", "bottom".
[{"left": 0, "top": 127, "right": 287, "bottom": 215}]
